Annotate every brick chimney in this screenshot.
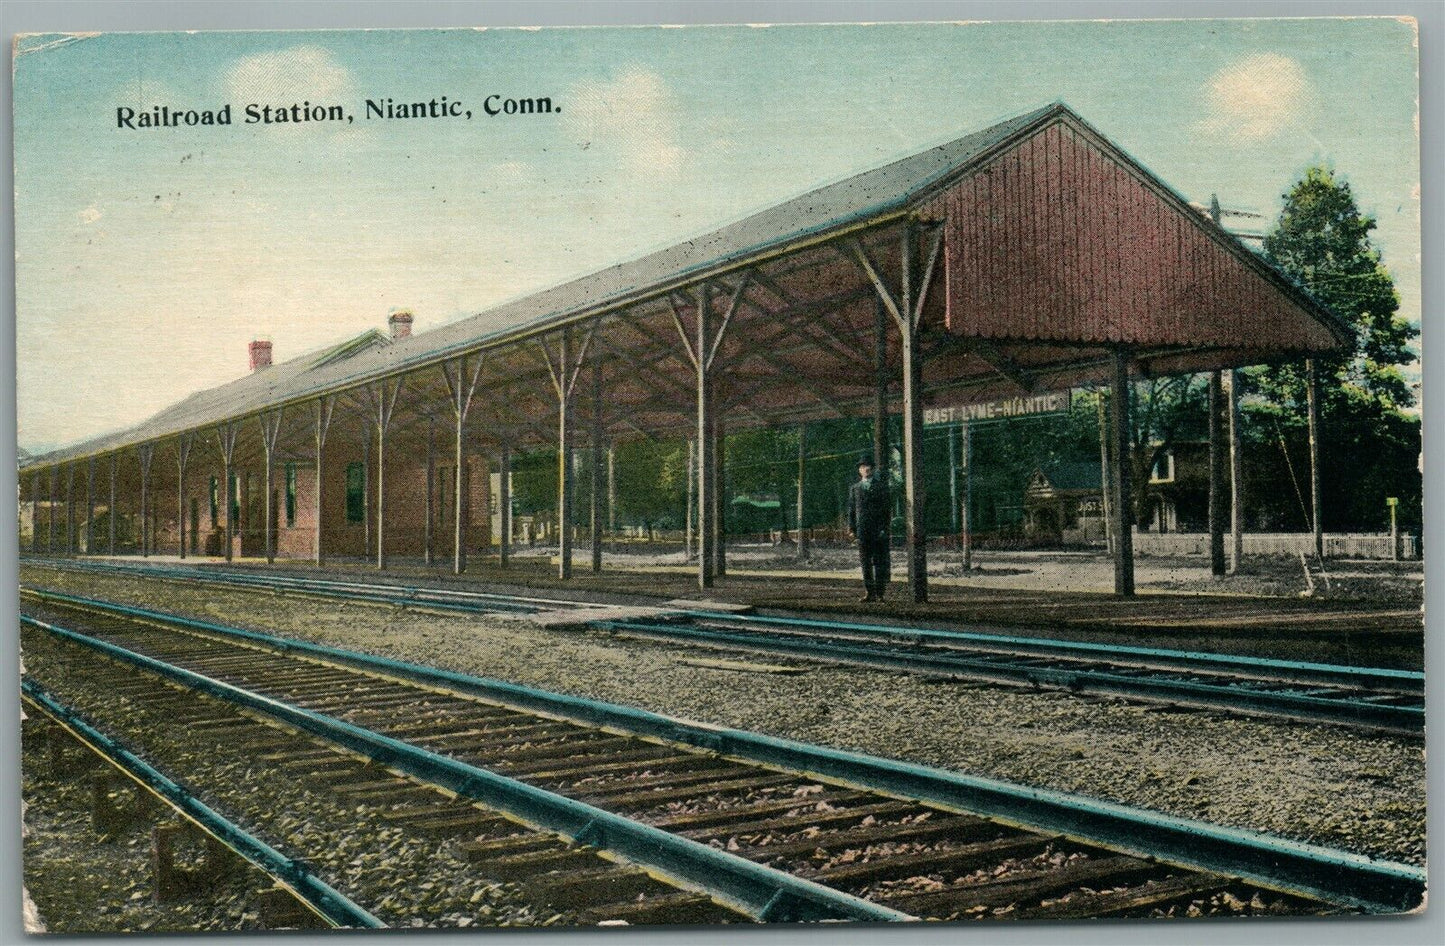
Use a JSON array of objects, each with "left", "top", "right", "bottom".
[
  {"left": 248, "top": 339, "right": 273, "bottom": 372},
  {"left": 388, "top": 308, "right": 414, "bottom": 340}
]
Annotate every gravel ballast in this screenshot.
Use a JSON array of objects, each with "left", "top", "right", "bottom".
[
  {"left": 21, "top": 628, "right": 566, "bottom": 931},
  {"left": 21, "top": 564, "right": 1426, "bottom": 869}
]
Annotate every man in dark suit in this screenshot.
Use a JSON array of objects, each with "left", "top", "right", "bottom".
[{"left": 847, "top": 456, "right": 891, "bottom": 602}]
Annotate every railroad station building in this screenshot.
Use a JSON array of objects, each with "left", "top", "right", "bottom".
[{"left": 18, "top": 103, "right": 1351, "bottom": 599}]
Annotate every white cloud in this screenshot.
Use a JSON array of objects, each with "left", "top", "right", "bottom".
[
  {"left": 225, "top": 45, "right": 353, "bottom": 108},
  {"left": 1198, "top": 53, "right": 1314, "bottom": 142},
  {"left": 563, "top": 67, "right": 685, "bottom": 173}
]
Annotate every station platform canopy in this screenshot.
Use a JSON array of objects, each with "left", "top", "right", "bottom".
[{"left": 21, "top": 102, "right": 1351, "bottom": 599}]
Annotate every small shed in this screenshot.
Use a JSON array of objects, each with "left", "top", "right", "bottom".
[{"left": 1023, "top": 462, "right": 1104, "bottom": 544}]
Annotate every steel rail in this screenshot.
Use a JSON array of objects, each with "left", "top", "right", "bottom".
[
  {"left": 593, "top": 619, "right": 1424, "bottom": 737},
  {"left": 21, "top": 614, "right": 912, "bottom": 925},
  {"left": 25, "top": 558, "right": 575, "bottom": 614},
  {"left": 674, "top": 609, "right": 1424, "bottom": 693},
  {"left": 20, "top": 678, "right": 384, "bottom": 930},
  {"left": 23, "top": 571, "right": 1424, "bottom": 735},
  {"left": 19, "top": 590, "right": 1425, "bottom": 914},
  {"left": 26, "top": 557, "right": 1421, "bottom": 690}
]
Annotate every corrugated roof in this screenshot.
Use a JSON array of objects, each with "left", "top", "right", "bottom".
[
  {"left": 22, "top": 103, "right": 1063, "bottom": 470},
  {"left": 22, "top": 101, "right": 1349, "bottom": 471},
  {"left": 23, "top": 329, "right": 391, "bottom": 468}
]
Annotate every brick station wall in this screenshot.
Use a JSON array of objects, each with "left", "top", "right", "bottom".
[{"left": 118, "top": 446, "right": 492, "bottom": 561}]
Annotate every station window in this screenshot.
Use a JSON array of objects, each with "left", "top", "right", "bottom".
[
  {"left": 284, "top": 462, "right": 297, "bottom": 527},
  {"left": 345, "top": 462, "right": 365, "bottom": 524},
  {"left": 208, "top": 476, "right": 218, "bottom": 524}
]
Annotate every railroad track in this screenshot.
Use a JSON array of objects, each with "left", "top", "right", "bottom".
[
  {"left": 19, "top": 588, "right": 1425, "bottom": 923},
  {"left": 22, "top": 641, "right": 757, "bottom": 926},
  {"left": 22, "top": 681, "right": 383, "bottom": 930},
  {"left": 23, "top": 557, "right": 1426, "bottom": 736}
]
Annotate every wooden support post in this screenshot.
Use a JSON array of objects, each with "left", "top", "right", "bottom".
[
  {"left": 1306, "top": 358, "right": 1323, "bottom": 561},
  {"left": 961, "top": 422, "right": 973, "bottom": 571},
  {"left": 851, "top": 222, "right": 944, "bottom": 605},
  {"left": 137, "top": 446, "right": 153, "bottom": 558},
  {"left": 368, "top": 380, "right": 403, "bottom": 569},
  {"left": 85, "top": 458, "right": 95, "bottom": 555},
  {"left": 441, "top": 354, "right": 485, "bottom": 575},
  {"left": 696, "top": 288, "right": 715, "bottom": 589},
  {"left": 423, "top": 420, "right": 435, "bottom": 567},
  {"left": 607, "top": 445, "right": 616, "bottom": 553},
  {"left": 1109, "top": 350, "right": 1135, "bottom": 596},
  {"left": 590, "top": 357, "right": 605, "bottom": 574},
  {"left": 795, "top": 424, "right": 809, "bottom": 561},
  {"left": 47, "top": 467, "right": 55, "bottom": 554},
  {"left": 713, "top": 417, "right": 727, "bottom": 578},
  {"left": 1096, "top": 391, "right": 1113, "bottom": 555},
  {"left": 671, "top": 277, "right": 746, "bottom": 588},
  {"left": 685, "top": 438, "right": 695, "bottom": 562},
  {"left": 538, "top": 321, "right": 598, "bottom": 580},
  {"left": 556, "top": 330, "right": 575, "bottom": 579},
  {"left": 899, "top": 300, "right": 925, "bottom": 602},
  {"left": 107, "top": 455, "right": 116, "bottom": 555},
  {"left": 1207, "top": 370, "right": 1227, "bottom": 577},
  {"left": 360, "top": 431, "right": 371, "bottom": 553},
  {"left": 873, "top": 297, "right": 889, "bottom": 470},
  {"left": 948, "top": 424, "right": 959, "bottom": 536},
  {"left": 30, "top": 470, "right": 41, "bottom": 554},
  {"left": 452, "top": 405, "right": 467, "bottom": 573},
  {"left": 258, "top": 411, "right": 283, "bottom": 565},
  {"left": 313, "top": 397, "right": 335, "bottom": 566},
  {"left": 499, "top": 442, "right": 511, "bottom": 567},
  {"left": 215, "top": 424, "right": 237, "bottom": 563},
  {"left": 374, "top": 412, "right": 384, "bottom": 568},
  {"left": 65, "top": 464, "right": 75, "bottom": 555},
  {"left": 1226, "top": 369, "right": 1244, "bottom": 574},
  {"left": 175, "top": 437, "right": 192, "bottom": 559}
]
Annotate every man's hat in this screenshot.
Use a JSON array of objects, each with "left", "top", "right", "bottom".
[{"left": 857, "top": 455, "right": 874, "bottom": 468}]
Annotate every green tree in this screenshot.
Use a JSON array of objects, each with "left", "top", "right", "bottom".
[
  {"left": 612, "top": 438, "right": 686, "bottom": 535},
  {"left": 1240, "top": 165, "right": 1421, "bottom": 534},
  {"left": 1256, "top": 165, "right": 1417, "bottom": 411}
]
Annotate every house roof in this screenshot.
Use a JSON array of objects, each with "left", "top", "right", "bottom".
[{"left": 1034, "top": 461, "right": 1103, "bottom": 493}]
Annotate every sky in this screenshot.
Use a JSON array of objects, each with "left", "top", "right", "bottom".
[{"left": 13, "top": 18, "right": 1421, "bottom": 453}]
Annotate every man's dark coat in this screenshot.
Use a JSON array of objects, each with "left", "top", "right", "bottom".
[{"left": 847, "top": 473, "right": 891, "bottom": 542}]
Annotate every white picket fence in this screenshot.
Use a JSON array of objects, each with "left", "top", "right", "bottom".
[{"left": 1131, "top": 530, "right": 1418, "bottom": 560}]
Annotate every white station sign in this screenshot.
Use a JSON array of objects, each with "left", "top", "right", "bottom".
[{"left": 923, "top": 390, "right": 1072, "bottom": 426}]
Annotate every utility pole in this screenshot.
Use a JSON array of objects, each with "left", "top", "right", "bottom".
[{"left": 1206, "top": 193, "right": 1254, "bottom": 575}]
